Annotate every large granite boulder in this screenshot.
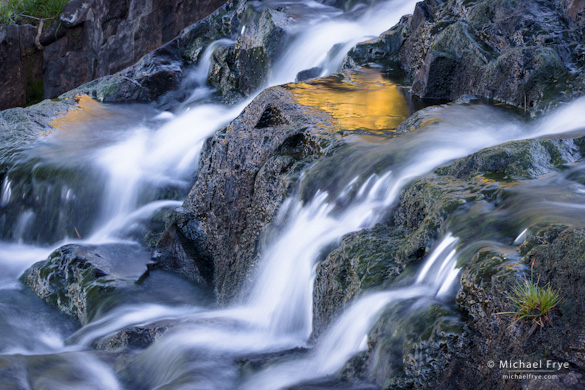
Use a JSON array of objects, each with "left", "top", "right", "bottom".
[
  {"left": 344, "top": 0, "right": 585, "bottom": 113},
  {"left": 181, "top": 85, "right": 342, "bottom": 303}
]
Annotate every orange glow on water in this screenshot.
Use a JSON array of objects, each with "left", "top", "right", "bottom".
[
  {"left": 50, "top": 95, "right": 111, "bottom": 131},
  {"left": 287, "top": 68, "right": 409, "bottom": 135}
]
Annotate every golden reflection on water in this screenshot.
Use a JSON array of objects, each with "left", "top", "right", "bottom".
[
  {"left": 50, "top": 95, "right": 112, "bottom": 132},
  {"left": 287, "top": 68, "right": 409, "bottom": 135}
]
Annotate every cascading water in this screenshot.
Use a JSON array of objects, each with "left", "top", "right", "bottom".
[
  {"left": 3, "top": 0, "right": 585, "bottom": 388},
  {"left": 243, "top": 234, "right": 458, "bottom": 390}
]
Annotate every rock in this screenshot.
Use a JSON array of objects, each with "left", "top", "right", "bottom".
[
  {"left": 313, "top": 224, "right": 427, "bottom": 339},
  {"left": 0, "top": 25, "right": 43, "bottom": 110},
  {"left": 149, "top": 207, "right": 214, "bottom": 286},
  {"left": 342, "top": 15, "right": 411, "bottom": 72},
  {"left": 87, "top": 0, "right": 242, "bottom": 104},
  {"left": 342, "top": 302, "right": 463, "bottom": 389},
  {"left": 59, "top": 0, "right": 92, "bottom": 28},
  {"left": 20, "top": 243, "right": 151, "bottom": 324},
  {"left": 435, "top": 138, "right": 585, "bottom": 181},
  {"left": 296, "top": 67, "right": 323, "bottom": 82},
  {"left": 436, "top": 225, "right": 585, "bottom": 389},
  {"left": 207, "top": 4, "right": 293, "bottom": 101},
  {"left": 93, "top": 41, "right": 184, "bottom": 103},
  {"left": 182, "top": 86, "right": 340, "bottom": 303},
  {"left": 0, "top": 95, "right": 80, "bottom": 166},
  {"left": 344, "top": 0, "right": 585, "bottom": 112}
]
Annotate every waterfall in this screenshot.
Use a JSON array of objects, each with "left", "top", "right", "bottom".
[{"left": 3, "top": 0, "right": 585, "bottom": 388}]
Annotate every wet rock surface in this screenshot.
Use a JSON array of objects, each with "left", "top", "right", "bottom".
[
  {"left": 0, "top": 94, "right": 82, "bottom": 166},
  {"left": 344, "top": 0, "right": 585, "bottom": 112},
  {"left": 208, "top": 4, "right": 292, "bottom": 101}
]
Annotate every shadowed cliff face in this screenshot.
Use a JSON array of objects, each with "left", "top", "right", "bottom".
[{"left": 0, "top": 0, "right": 226, "bottom": 110}]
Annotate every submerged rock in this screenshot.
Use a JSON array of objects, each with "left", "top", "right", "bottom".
[
  {"left": 94, "top": 321, "right": 176, "bottom": 351},
  {"left": 21, "top": 244, "right": 151, "bottom": 325}
]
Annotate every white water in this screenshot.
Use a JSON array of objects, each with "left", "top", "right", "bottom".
[
  {"left": 270, "top": 0, "right": 419, "bottom": 85},
  {"left": 0, "top": 177, "right": 11, "bottom": 206}
]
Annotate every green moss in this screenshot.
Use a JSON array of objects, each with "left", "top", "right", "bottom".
[
  {"left": 95, "top": 78, "right": 120, "bottom": 101},
  {"left": 25, "top": 78, "right": 44, "bottom": 106}
]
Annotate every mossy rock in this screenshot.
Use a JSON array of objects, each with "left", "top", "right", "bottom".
[{"left": 21, "top": 244, "right": 151, "bottom": 325}]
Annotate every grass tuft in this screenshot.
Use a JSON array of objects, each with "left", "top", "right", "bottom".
[
  {"left": 507, "top": 277, "right": 560, "bottom": 327},
  {"left": 499, "top": 260, "right": 561, "bottom": 330}
]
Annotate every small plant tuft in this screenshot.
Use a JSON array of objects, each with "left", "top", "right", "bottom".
[{"left": 499, "top": 259, "right": 561, "bottom": 330}]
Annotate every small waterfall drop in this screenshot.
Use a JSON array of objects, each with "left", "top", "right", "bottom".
[{"left": 243, "top": 234, "right": 459, "bottom": 390}]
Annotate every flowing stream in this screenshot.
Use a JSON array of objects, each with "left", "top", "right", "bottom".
[{"left": 2, "top": 0, "right": 585, "bottom": 388}]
